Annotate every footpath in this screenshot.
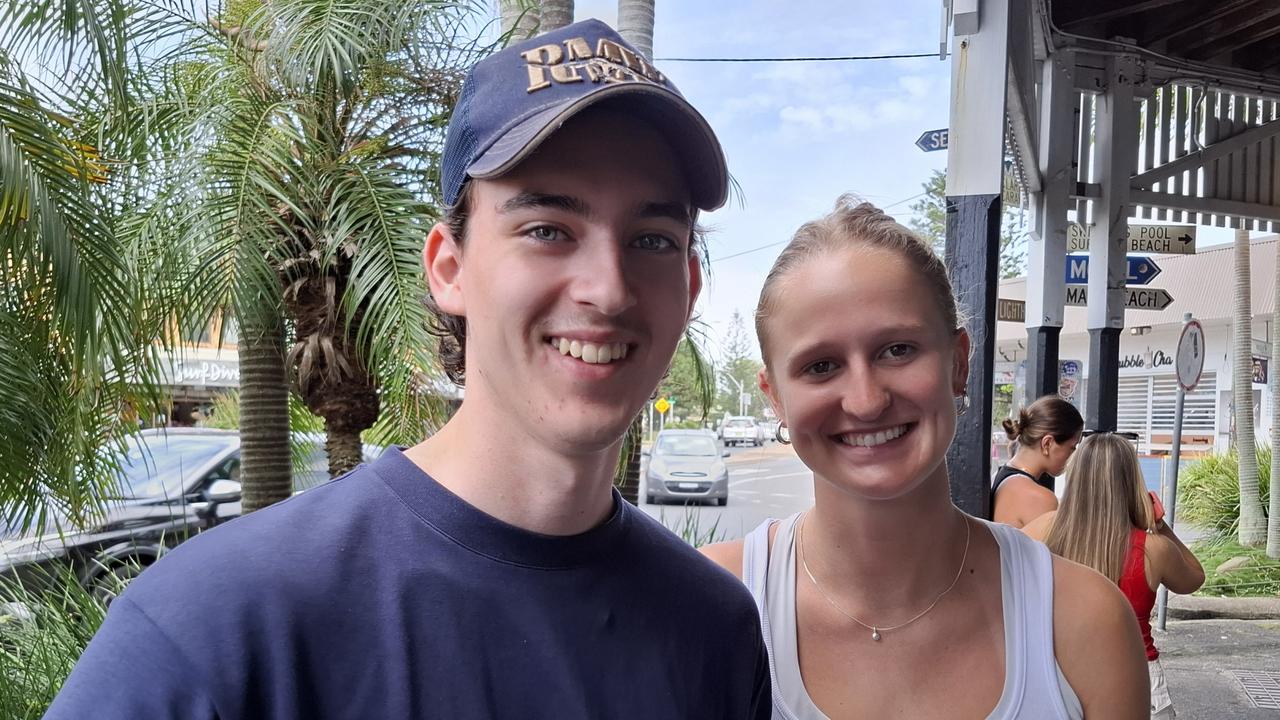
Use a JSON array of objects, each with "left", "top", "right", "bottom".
[{"left": 1159, "top": 614, "right": 1280, "bottom": 718}]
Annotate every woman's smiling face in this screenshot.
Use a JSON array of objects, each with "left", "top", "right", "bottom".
[{"left": 759, "top": 246, "right": 969, "bottom": 501}]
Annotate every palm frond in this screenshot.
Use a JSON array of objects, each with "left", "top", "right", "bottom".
[{"left": 324, "top": 162, "right": 442, "bottom": 438}]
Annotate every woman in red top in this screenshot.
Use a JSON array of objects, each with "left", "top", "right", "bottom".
[{"left": 1025, "top": 433, "right": 1205, "bottom": 718}]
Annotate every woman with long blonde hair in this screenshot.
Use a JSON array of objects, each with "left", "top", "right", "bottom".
[{"left": 1024, "top": 433, "right": 1205, "bottom": 719}]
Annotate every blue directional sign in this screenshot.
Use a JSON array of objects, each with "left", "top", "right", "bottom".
[
  {"left": 915, "top": 128, "right": 949, "bottom": 152},
  {"left": 1064, "top": 254, "right": 1162, "bottom": 286}
]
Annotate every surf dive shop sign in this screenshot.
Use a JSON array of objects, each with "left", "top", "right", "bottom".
[{"left": 1118, "top": 350, "right": 1175, "bottom": 370}]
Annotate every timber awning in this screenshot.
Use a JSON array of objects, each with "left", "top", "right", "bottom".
[{"left": 1051, "top": 0, "right": 1280, "bottom": 78}]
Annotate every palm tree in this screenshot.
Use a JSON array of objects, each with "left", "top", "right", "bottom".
[
  {"left": 500, "top": 0, "right": 541, "bottom": 39},
  {"left": 166, "top": 0, "right": 488, "bottom": 497},
  {"left": 0, "top": 0, "right": 183, "bottom": 529},
  {"left": 617, "top": 0, "right": 656, "bottom": 60},
  {"left": 611, "top": 0, "right": 658, "bottom": 505},
  {"left": 4, "top": 0, "right": 490, "bottom": 519},
  {"left": 1233, "top": 226, "right": 1267, "bottom": 546},
  {"left": 1271, "top": 239, "right": 1280, "bottom": 558},
  {"left": 540, "top": 0, "right": 574, "bottom": 31}
]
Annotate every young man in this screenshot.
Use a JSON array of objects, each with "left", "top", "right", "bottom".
[{"left": 46, "top": 19, "right": 771, "bottom": 719}]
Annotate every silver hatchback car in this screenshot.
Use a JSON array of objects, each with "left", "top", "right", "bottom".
[{"left": 644, "top": 429, "right": 729, "bottom": 506}]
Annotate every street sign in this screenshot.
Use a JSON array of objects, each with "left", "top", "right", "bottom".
[
  {"left": 915, "top": 128, "right": 949, "bottom": 152},
  {"left": 996, "top": 298, "right": 1025, "bottom": 322},
  {"left": 1176, "top": 319, "right": 1205, "bottom": 391},
  {"left": 654, "top": 397, "right": 670, "bottom": 414},
  {"left": 1064, "top": 286, "right": 1174, "bottom": 310},
  {"left": 1066, "top": 223, "right": 1197, "bottom": 254},
  {"left": 1063, "top": 255, "right": 1163, "bottom": 285},
  {"left": 1059, "top": 360, "right": 1082, "bottom": 403},
  {"left": 1159, "top": 313, "right": 1199, "bottom": 631}
]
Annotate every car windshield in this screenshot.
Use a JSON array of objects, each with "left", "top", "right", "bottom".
[
  {"left": 657, "top": 436, "right": 718, "bottom": 457},
  {"left": 113, "top": 435, "right": 236, "bottom": 499},
  {"left": 727, "top": 419, "right": 753, "bottom": 427}
]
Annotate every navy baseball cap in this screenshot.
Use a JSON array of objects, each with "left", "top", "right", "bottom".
[{"left": 440, "top": 19, "right": 728, "bottom": 211}]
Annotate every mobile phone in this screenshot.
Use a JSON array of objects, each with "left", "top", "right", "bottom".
[{"left": 1148, "top": 490, "right": 1165, "bottom": 525}]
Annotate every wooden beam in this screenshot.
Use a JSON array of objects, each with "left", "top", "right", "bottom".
[
  {"left": 1185, "top": 9, "right": 1280, "bottom": 60},
  {"left": 1129, "top": 188, "right": 1280, "bottom": 223},
  {"left": 1180, "top": 6, "right": 1280, "bottom": 56},
  {"left": 1143, "top": 0, "right": 1260, "bottom": 46},
  {"left": 1060, "top": 0, "right": 1192, "bottom": 31},
  {"left": 1130, "top": 116, "right": 1280, "bottom": 188}
]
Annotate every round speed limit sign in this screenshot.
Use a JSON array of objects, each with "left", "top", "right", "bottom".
[{"left": 1176, "top": 320, "right": 1205, "bottom": 391}]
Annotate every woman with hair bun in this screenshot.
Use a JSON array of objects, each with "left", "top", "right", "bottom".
[{"left": 992, "top": 395, "right": 1084, "bottom": 528}]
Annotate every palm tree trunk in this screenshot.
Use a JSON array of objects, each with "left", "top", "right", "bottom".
[
  {"left": 500, "top": 0, "right": 540, "bottom": 40},
  {"left": 540, "top": 0, "right": 574, "bottom": 32},
  {"left": 1234, "top": 226, "right": 1267, "bottom": 546},
  {"left": 1270, "top": 240, "right": 1280, "bottom": 558},
  {"left": 237, "top": 298, "right": 294, "bottom": 513},
  {"left": 326, "top": 425, "right": 365, "bottom": 478},
  {"left": 311, "top": 367, "right": 380, "bottom": 478},
  {"left": 617, "top": 0, "right": 655, "bottom": 60}
]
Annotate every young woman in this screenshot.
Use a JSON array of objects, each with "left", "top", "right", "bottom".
[
  {"left": 992, "top": 396, "right": 1083, "bottom": 528},
  {"left": 701, "top": 197, "right": 1148, "bottom": 719},
  {"left": 1024, "top": 434, "right": 1205, "bottom": 719}
]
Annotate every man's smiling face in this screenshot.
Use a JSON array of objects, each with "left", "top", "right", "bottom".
[{"left": 426, "top": 108, "right": 701, "bottom": 453}]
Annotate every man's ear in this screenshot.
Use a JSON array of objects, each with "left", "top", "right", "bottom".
[
  {"left": 424, "top": 222, "right": 465, "bottom": 316},
  {"left": 685, "top": 252, "right": 704, "bottom": 322}
]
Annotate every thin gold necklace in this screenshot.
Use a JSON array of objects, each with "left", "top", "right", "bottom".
[{"left": 798, "top": 513, "right": 972, "bottom": 642}]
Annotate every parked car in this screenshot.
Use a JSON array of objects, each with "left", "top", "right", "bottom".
[
  {"left": 720, "top": 416, "right": 763, "bottom": 447},
  {"left": 644, "top": 429, "right": 729, "bottom": 506},
  {"left": 758, "top": 419, "right": 780, "bottom": 442},
  {"left": 0, "top": 428, "right": 381, "bottom": 604}
]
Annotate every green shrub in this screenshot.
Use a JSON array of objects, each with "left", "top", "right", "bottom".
[
  {"left": 1191, "top": 537, "right": 1280, "bottom": 597},
  {"left": 654, "top": 505, "right": 726, "bottom": 548},
  {"left": 0, "top": 568, "right": 108, "bottom": 718},
  {"left": 1177, "top": 446, "right": 1271, "bottom": 535}
]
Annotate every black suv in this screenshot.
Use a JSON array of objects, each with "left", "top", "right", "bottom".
[{"left": 0, "top": 428, "right": 374, "bottom": 603}]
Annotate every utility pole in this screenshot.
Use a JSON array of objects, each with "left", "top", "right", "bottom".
[{"left": 720, "top": 371, "right": 748, "bottom": 416}]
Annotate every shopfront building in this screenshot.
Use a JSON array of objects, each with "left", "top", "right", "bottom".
[{"left": 996, "top": 234, "right": 1279, "bottom": 457}]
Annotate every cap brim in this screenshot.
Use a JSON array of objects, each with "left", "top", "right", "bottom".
[{"left": 466, "top": 83, "right": 728, "bottom": 211}]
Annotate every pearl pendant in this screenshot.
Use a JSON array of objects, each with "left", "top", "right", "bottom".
[{"left": 871, "top": 628, "right": 881, "bottom": 641}]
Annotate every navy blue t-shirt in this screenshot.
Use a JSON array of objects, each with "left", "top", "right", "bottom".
[{"left": 46, "top": 448, "right": 770, "bottom": 719}]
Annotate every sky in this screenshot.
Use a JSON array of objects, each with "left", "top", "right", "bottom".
[{"left": 566, "top": 0, "right": 954, "bottom": 362}]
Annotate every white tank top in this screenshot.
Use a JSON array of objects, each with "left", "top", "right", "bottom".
[{"left": 742, "top": 513, "right": 1084, "bottom": 720}]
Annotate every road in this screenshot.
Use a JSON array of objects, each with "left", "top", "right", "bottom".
[{"left": 640, "top": 442, "right": 813, "bottom": 544}]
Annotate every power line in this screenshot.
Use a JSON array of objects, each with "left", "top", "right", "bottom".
[
  {"left": 713, "top": 239, "right": 788, "bottom": 263},
  {"left": 710, "top": 190, "right": 929, "bottom": 264},
  {"left": 655, "top": 52, "right": 937, "bottom": 63}
]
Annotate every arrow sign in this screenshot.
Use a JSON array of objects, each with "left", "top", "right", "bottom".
[
  {"left": 1064, "top": 255, "right": 1163, "bottom": 285},
  {"left": 1067, "top": 223, "right": 1196, "bottom": 254},
  {"left": 915, "top": 128, "right": 949, "bottom": 152},
  {"left": 1064, "top": 286, "right": 1174, "bottom": 310}
]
